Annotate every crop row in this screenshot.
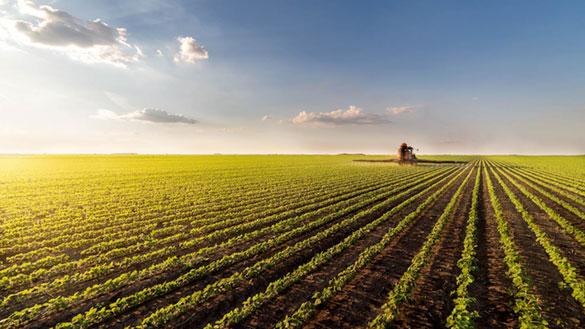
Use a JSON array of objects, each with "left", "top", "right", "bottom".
[
  {"left": 201, "top": 168, "right": 471, "bottom": 329},
  {"left": 490, "top": 166, "right": 585, "bottom": 310},
  {"left": 484, "top": 164, "right": 548, "bottom": 328},
  {"left": 0, "top": 168, "right": 447, "bottom": 301},
  {"left": 369, "top": 167, "right": 473, "bottom": 328},
  {"left": 510, "top": 167, "right": 585, "bottom": 206},
  {"left": 52, "top": 166, "right": 462, "bottom": 329},
  {"left": 1, "top": 167, "right": 412, "bottom": 267},
  {"left": 1, "top": 167, "right": 455, "bottom": 328},
  {"left": 273, "top": 165, "right": 472, "bottom": 329},
  {"left": 445, "top": 163, "right": 482, "bottom": 329},
  {"left": 496, "top": 168, "right": 585, "bottom": 248},
  {"left": 2, "top": 164, "right": 392, "bottom": 243},
  {"left": 1, "top": 170, "right": 387, "bottom": 259}
]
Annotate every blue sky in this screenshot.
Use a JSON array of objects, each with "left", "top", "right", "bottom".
[{"left": 1, "top": 0, "right": 584, "bottom": 154}]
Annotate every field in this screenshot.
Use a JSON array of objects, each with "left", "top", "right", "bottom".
[{"left": 1, "top": 155, "right": 585, "bottom": 329}]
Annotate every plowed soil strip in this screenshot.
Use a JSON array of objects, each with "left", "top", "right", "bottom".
[
  {"left": 391, "top": 167, "right": 476, "bottom": 328},
  {"left": 488, "top": 166, "right": 585, "bottom": 328},
  {"left": 228, "top": 171, "right": 465, "bottom": 329},
  {"left": 498, "top": 168, "right": 585, "bottom": 279},
  {"left": 3, "top": 169, "right": 451, "bottom": 322},
  {"left": 15, "top": 171, "right": 448, "bottom": 329},
  {"left": 82, "top": 170, "right": 458, "bottom": 329},
  {"left": 3, "top": 170, "right": 402, "bottom": 264},
  {"left": 506, "top": 167, "right": 585, "bottom": 233},
  {"left": 1, "top": 170, "right": 423, "bottom": 307},
  {"left": 468, "top": 169, "right": 517, "bottom": 329},
  {"left": 511, "top": 167, "right": 585, "bottom": 208},
  {"left": 301, "top": 168, "right": 469, "bottom": 329}
]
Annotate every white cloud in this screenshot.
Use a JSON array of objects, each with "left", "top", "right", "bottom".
[
  {"left": 5, "top": 0, "right": 141, "bottom": 66},
  {"left": 292, "top": 106, "right": 389, "bottom": 127},
  {"left": 156, "top": 49, "right": 164, "bottom": 57},
  {"left": 261, "top": 115, "right": 272, "bottom": 121},
  {"left": 386, "top": 106, "right": 418, "bottom": 115},
  {"left": 174, "top": 36, "right": 208, "bottom": 63},
  {"left": 93, "top": 108, "right": 197, "bottom": 124}
]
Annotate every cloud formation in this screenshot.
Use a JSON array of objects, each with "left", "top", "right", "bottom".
[
  {"left": 7, "top": 0, "right": 141, "bottom": 66},
  {"left": 292, "top": 106, "right": 389, "bottom": 127},
  {"left": 93, "top": 108, "right": 197, "bottom": 124},
  {"left": 261, "top": 115, "right": 272, "bottom": 121},
  {"left": 174, "top": 36, "right": 208, "bottom": 63},
  {"left": 386, "top": 106, "right": 418, "bottom": 115}
]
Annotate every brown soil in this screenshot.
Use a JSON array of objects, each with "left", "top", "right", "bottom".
[
  {"left": 469, "top": 169, "right": 517, "bottom": 328},
  {"left": 7, "top": 162, "right": 585, "bottom": 329},
  {"left": 391, "top": 167, "right": 476, "bottom": 328},
  {"left": 1, "top": 171, "right": 431, "bottom": 318},
  {"left": 298, "top": 168, "right": 470, "bottom": 328},
  {"left": 515, "top": 169, "right": 585, "bottom": 202},
  {"left": 488, "top": 166, "right": 585, "bottom": 328},
  {"left": 227, "top": 170, "right": 464, "bottom": 329},
  {"left": 144, "top": 171, "right": 459, "bottom": 329},
  {"left": 501, "top": 168, "right": 585, "bottom": 278},
  {"left": 24, "top": 170, "right": 451, "bottom": 329}
]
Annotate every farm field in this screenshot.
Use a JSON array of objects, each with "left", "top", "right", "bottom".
[{"left": 2, "top": 155, "right": 585, "bottom": 329}]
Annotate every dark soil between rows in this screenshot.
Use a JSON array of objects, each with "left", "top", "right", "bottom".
[
  {"left": 299, "top": 168, "right": 470, "bottom": 328},
  {"left": 468, "top": 168, "right": 517, "bottom": 329},
  {"left": 488, "top": 166, "right": 585, "bottom": 328},
  {"left": 501, "top": 168, "right": 585, "bottom": 279},
  {"left": 86, "top": 169, "right": 455, "bottom": 329},
  {"left": 391, "top": 167, "right": 477, "bottom": 328},
  {"left": 12, "top": 174, "right": 430, "bottom": 328},
  {"left": 227, "top": 170, "right": 463, "bottom": 329}
]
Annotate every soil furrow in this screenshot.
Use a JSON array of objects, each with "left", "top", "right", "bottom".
[
  {"left": 300, "top": 168, "right": 469, "bottom": 329},
  {"left": 488, "top": 166, "right": 585, "bottom": 328},
  {"left": 391, "top": 167, "right": 477, "bottom": 328},
  {"left": 497, "top": 169, "right": 585, "bottom": 281},
  {"left": 3, "top": 171, "right": 436, "bottom": 320},
  {"left": 468, "top": 169, "right": 517, "bottom": 328},
  {"left": 226, "top": 171, "right": 461, "bottom": 329},
  {"left": 79, "top": 171, "right": 453, "bottom": 329}
]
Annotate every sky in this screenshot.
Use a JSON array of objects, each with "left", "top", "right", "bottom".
[{"left": 1, "top": 0, "right": 585, "bottom": 155}]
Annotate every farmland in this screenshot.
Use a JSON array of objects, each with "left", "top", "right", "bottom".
[{"left": 1, "top": 155, "right": 585, "bottom": 328}]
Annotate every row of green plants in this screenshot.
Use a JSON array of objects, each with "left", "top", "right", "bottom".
[
  {"left": 497, "top": 168, "right": 585, "bottom": 248},
  {"left": 0, "top": 169, "right": 446, "bottom": 308},
  {"left": 200, "top": 168, "right": 469, "bottom": 329},
  {"left": 1, "top": 170, "right": 386, "bottom": 262},
  {"left": 511, "top": 167, "right": 585, "bottom": 206},
  {"left": 483, "top": 165, "right": 548, "bottom": 328},
  {"left": 1, "top": 168, "right": 407, "bottom": 278},
  {"left": 273, "top": 166, "right": 474, "bottom": 329},
  {"left": 506, "top": 166, "right": 585, "bottom": 217},
  {"left": 491, "top": 167, "right": 585, "bottom": 309},
  {"left": 0, "top": 174, "right": 384, "bottom": 281},
  {"left": 1, "top": 163, "right": 386, "bottom": 253},
  {"left": 1, "top": 167, "right": 310, "bottom": 242},
  {"left": 508, "top": 166, "right": 585, "bottom": 212},
  {"left": 75, "top": 172, "right": 395, "bottom": 256},
  {"left": 51, "top": 169, "right": 460, "bottom": 329},
  {"left": 486, "top": 158, "right": 585, "bottom": 195},
  {"left": 2, "top": 168, "right": 453, "bottom": 328},
  {"left": 445, "top": 164, "right": 482, "bottom": 328},
  {"left": 369, "top": 168, "right": 473, "bottom": 328}
]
